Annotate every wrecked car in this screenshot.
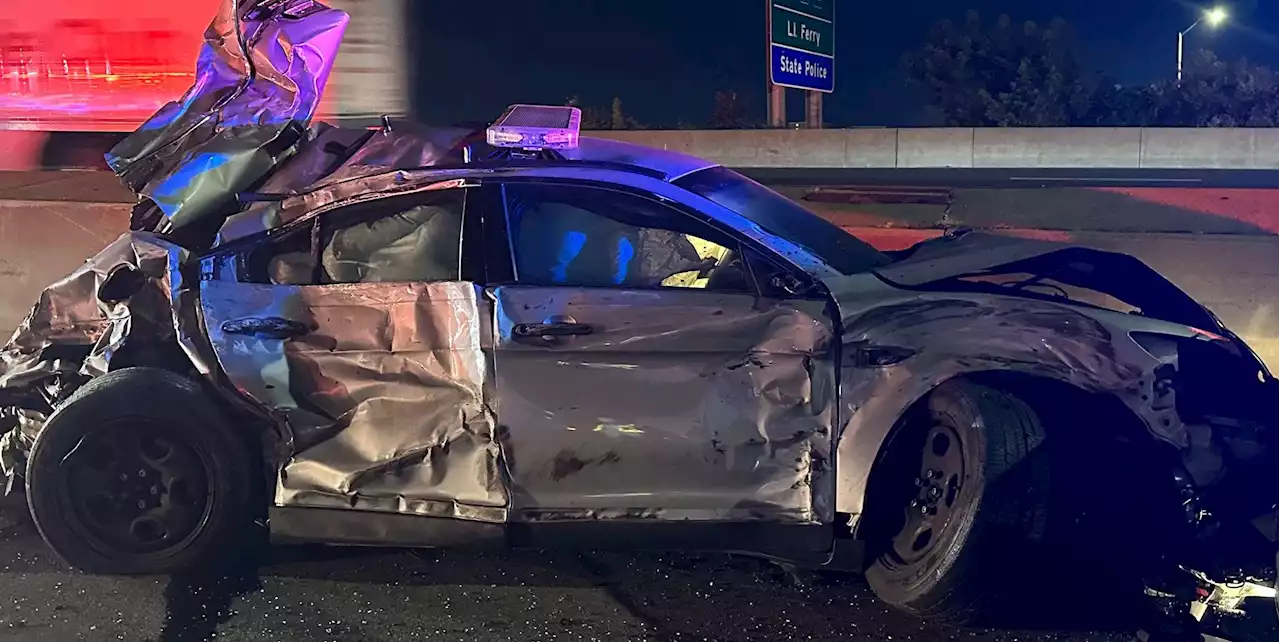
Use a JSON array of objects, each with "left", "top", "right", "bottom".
[{"left": 0, "top": 0, "right": 1275, "bottom": 637}]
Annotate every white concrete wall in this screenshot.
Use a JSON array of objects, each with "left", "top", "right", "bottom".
[
  {"left": 972, "top": 127, "right": 1142, "bottom": 168},
  {"left": 3, "top": 127, "right": 1277, "bottom": 172},
  {"left": 586, "top": 127, "right": 1279, "bottom": 170}
]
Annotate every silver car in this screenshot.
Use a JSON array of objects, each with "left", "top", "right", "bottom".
[{"left": 0, "top": 1, "right": 1274, "bottom": 636}]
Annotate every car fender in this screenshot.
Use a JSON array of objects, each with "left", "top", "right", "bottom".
[
  {"left": 826, "top": 278, "right": 1173, "bottom": 519},
  {"left": 0, "top": 232, "right": 217, "bottom": 479}
]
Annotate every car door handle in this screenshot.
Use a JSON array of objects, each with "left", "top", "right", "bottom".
[
  {"left": 221, "top": 316, "right": 315, "bottom": 340},
  {"left": 513, "top": 322, "right": 593, "bottom": 339}
]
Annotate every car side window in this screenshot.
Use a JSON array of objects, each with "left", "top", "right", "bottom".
[
  {"left": 247, "top": 190, "right": 465, "bottom": 285},
  {"left": 502, "top": 182, "right": 754, "bottom": 292}
]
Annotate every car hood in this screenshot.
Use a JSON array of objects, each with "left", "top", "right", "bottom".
[
  {"left": 870, "top": 231, "right": 1258, "bottom": 355},
  {"left": 105, "top": 0, "right": 348, "bottom": 236}
]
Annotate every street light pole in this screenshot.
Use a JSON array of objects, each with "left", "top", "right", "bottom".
[
  {"left": 1178, "top": 6, "right": 1227, "bottom": 83},
  {"left": 1177, "top": 23, "right": 1194, "bottom": 83}
]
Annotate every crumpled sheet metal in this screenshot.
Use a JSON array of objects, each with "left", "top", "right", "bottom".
[
  {"left": 214, "top": 124, "right": 475, "bottom": 246},
  {"left": 106, "top": 0, "right": 348, "bottom": 233},
  {"left": 218, "top": 165, "right": 472, "bottom": 247},
  {"left": 491, "top": 286, "right": 837, "bottom": 524},
  {"left": 198, "top": 279, "right": 507, "bottom": 523},
  {"left": 317, "top": 124, "right": 473, "bottom": 184},
  {"left": 827, "top": 279, "right": 1171, "bottom": 518},
  {"left": 0, "top": 232, "right": 191, "bottom": 478}
]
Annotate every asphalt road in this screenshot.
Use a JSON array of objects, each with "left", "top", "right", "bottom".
[{"left": 0, "top": 495, "right": 1144, "bottom": 642}]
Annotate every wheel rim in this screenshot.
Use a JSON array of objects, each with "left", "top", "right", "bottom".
[
  {"left": 887, "top": 423, "right": 967, "bottom": 566},
  {"left": 57, "top": 420, "right": 213, "bottom": 556}
]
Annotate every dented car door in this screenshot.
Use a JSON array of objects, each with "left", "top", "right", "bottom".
[
  {"left": 199, "top": 186, "right": 508, "bottom": 524},
  {"left": 482, "top": 179, "right": 838, "bottom": 524}
]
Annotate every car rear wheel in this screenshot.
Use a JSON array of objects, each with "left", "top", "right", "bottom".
[
  {"left": 25, "top": 367, "right": 252, "bottom": 574},
  {"left": 864, "top": 379, "right": 1052, "bottom": 626}
]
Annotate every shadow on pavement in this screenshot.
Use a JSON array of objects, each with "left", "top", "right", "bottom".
[
  {"left": 0, "top": 491, "right": 1152, "bottom": 642},
  {"left": 155, "top": 553, "right": 264, "bottom": 642},
  {"left": 149, "top": 541, "right": 1142, "bottom": 642}
]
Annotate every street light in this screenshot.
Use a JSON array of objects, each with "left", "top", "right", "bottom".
[{"left": 1178, "top": 6, "right": 1228, "bottom": 82}]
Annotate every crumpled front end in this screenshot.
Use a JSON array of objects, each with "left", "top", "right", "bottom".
[
  {"left": 0, "top": 233, "right": 193, "bottom": 484},
  {"left": 1, "top": 0, "right": 351, "bottom": 489},
  {"left": 107, "top": 0, "right": 348, "bottom": 237},
  {"left": 832, "top": 232, "right": 1277, "bottom": 633}
]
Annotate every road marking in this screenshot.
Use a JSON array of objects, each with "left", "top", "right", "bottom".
[{"left": 1009, "top": 176, "right": 1203, "bottom": 183}]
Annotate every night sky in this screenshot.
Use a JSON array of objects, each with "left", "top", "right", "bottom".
[{"left": 408, "top": 0, "right": 1279, "bottom": 128}]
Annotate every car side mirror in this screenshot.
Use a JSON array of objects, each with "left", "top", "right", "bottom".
[{"left": 770, "top": 273, "right": 810, "bottom": 296}]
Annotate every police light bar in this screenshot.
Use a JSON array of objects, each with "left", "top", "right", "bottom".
[{"left": 486, "top": 104, "right": 581, "bottom": 150}]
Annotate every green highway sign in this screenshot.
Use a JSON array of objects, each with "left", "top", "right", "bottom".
[
  {"left": 768, "top": 0, "right": 834, "bottom": 93},
  {"left": 770, "top": 3, "right": 833, "bottom": 56},
  {"left": 772, "top": 0, "right": 833, "bottom": 22}
]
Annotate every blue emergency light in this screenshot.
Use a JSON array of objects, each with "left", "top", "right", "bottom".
[{"left": 486, "top": 104, "right": 582, "bottom": 151}]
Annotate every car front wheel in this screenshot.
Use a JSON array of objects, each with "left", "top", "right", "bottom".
[
  {"left": 25, "top": 367, "right": 253, "bottom": 574},
  {"left": 864, "top": 379, "right": 1053, "bottom": 626}
]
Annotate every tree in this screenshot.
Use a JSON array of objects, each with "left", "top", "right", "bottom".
[
  {"left": 710, "top": 90, "right": 748, "bottom": 129},
  {"left": 564, "top": 95, "right": 644, "bottom": 130},
  {"left": 904, "top": 11, "right": 1094, "bottom": 126},
  {"left": 1147, "top": 50, "right": 1279, "bottom": 127},
  {"left": 565, "top": 95, "right": 609, "bottom": 129},
  {"left": 904, "top": 11, "right": 1279, "bottom": 127}
]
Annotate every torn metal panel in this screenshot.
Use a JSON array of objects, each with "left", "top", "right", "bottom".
[
  {"left": 490, "top": 286, "right": 836, "bottom": 524},
  {"left": 105, "top": 0, "right": 348, "bottom": 235},
  {"left": 217, "top": 167, "right": 474, "bottom": 247},
  {"left": 199, "top": 279, "right": 506, "bottom": 523},
  {"left": 318, "top": 123, "right": 474, "bottom": 181},
  {"left": 0, "top": 232, "right": 193, "bottom": 479},
  {"left": 826, "top": 273, "right": 1182, "bottom": 518}
]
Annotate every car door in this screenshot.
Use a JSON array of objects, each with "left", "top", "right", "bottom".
[
  {"left": 198, "top": 183, "right": 508, "bottom": 524},
  {"left": 481, "top": 178, "right": 838, "bottom": 524}
]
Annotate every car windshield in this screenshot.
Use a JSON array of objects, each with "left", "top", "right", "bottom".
[{"left": 674, "top": 166, "right": 891, "bottom": 275}]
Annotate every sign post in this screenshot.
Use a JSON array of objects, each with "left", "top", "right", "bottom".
[{"left": 766, "top": 0, "right": 833, "bottom": 128}]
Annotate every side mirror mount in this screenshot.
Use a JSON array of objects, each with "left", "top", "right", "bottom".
[
  {"left": 770, "top": 273, "right": 810, "bottom": 297},
  {"left": 98, "top": 265, "right": 149, "bottom": 304}
]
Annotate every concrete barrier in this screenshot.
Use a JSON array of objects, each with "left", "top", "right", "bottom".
[
  {"left": 0, "top": 200, "right": 130, "bottom": 334},
  {"left": 972, "top": 127, "right": 1142, "bottom": 168},
  {"left": 4, "top": 127, "right": 1278, "bottom": 172},
  {"left": 587, "top": 127, "right": 1279, "bottom": 170},
  {"left": 895, "top": 128, "right": 971, "bottom": 168},
  {"left": 1140, "top": 128, "right": 1280, "bottom": 169}
]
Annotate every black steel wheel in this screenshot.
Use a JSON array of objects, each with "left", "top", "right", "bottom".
[
  {"left": 865, "top": 379, "right": 1053, "bottom": 626},
  {"left": 26, "top": 367, "right": 253, "bottom": 574},
  {"left": 883, "top": 422, "right": 969, "bottom": 570},
  {"left": 59, "top": 419, "right": 213, "bottom": 557}
]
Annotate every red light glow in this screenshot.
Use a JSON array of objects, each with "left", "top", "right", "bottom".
[{"left": 0, "top": 0, "right": 220, "bottom": 132}]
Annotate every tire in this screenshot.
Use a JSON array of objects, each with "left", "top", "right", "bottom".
[
  {"left": 25, "top": 367, "right": 252, "bottom": 574},
  {"left": 864, "top": 379, "right": 1052, "bottom": 626}
]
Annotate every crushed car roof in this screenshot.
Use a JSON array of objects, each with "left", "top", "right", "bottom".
[{"left": 102, "top": 0, "right": 715, "bottom": 246}]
